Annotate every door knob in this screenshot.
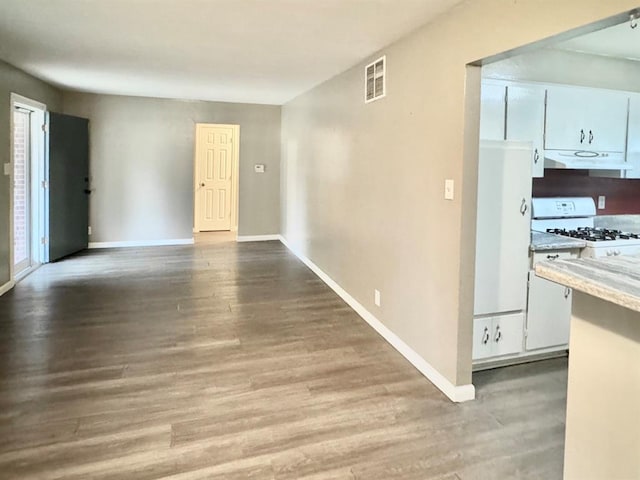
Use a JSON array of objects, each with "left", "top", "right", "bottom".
[{"left": 200, "top": 183, "right": 205, "bottom": 187}]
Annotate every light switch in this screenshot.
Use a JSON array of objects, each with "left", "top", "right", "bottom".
[
  {"left": 254, "top": 164, "right": 265, "bottom": 173},
  {"left": 3, "top": 163, "right": 11, "bottom": 176},
  {"left": 444, "top": 179, "right": 454, "bottom": 200},
  {"left": 598, "top": 196, "right": 605, "bottom": 209}
]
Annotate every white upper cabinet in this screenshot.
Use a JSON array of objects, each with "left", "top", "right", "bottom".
[
  {"left": 479, "top": 82, "right": 506, "bottom": 141},
  {"left": 506, "top": 84, "right": 546, "bottom": 178},
  {"left": 545, "top": 85, "right": 629, "bottom": 152},
  {"left": 626, "top": 94, "right": 640, "bottom": 179}
]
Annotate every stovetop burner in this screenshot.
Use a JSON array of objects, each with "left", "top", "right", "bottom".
[{"left": 547, "top": 227, "right": 640, "bottom": 242}]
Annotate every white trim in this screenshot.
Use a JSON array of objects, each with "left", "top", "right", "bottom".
[
  {"left": 88, "top": 238, "right": 194, "bottom": 249},
  {"left": 278, "top": 234, "right": 475, "bottom": 403},
  {"left": 8, "top": 94, "right": 48, "bottom": 285},
  {"left": 14, "top": 263, "right": 41, "bottom": 283},
  {"left": 0, "top": 280, "right": 15, "bottom": 297},
  {"left": 236, "top": 234, "right": 280, "bottom": 243},
  {"left": 10, "top": 94, "right": 46, "bottom": 111}
]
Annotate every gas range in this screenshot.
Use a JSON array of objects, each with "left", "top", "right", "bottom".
[
  {"left": 545, "top": 227, "right": 640, "bottom": 257},
  {"left": 546, "top": 227, "right": 640, "bottom": 243},
  {"left": 532, "top": 197, "right": 640, "bottom": 258}
]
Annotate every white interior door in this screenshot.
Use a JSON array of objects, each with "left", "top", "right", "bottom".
[{"left": 194, "top": 125, "right": 236, "bottom": 232}]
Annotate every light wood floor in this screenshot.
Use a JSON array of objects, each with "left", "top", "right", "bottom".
[{"left": 0, "top": 241, "right": 567, "bottom": 479}]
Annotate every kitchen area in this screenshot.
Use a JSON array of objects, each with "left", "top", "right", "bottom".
[{"left": 474, "top": 18, "right": 640, "bottom": 480}]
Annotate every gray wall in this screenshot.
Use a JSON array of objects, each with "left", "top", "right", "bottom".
[
  {"left": 280, "top": 0, "right": 637, "bottom": 389},
  {"left": 63, "top": 92, "right": 281, "bottom": 243},
  {"left": 484, "top": 48, "right": 640, "bottom": 92},
  {"left": 0, "top": 60, "right": 62, "bottom": 287}
]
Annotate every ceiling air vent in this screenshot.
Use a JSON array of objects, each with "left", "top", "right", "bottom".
[{"left": 365, "top": 56, "right": 386, "bottom": 103}]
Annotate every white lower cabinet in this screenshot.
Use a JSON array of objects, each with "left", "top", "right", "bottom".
[
  {"left": 473, "top": 313, "right": 524, "bottom": 360},
  {"left": 526, "top": 272, "right": 571, "bottom": 351}
]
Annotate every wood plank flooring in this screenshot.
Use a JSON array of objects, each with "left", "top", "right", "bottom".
[{"left": 0, "top": 241, "right": 567, "bottom": 479}]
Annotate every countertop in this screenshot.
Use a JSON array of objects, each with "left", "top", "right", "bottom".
[
  {"left": 535, "top": 256, "right": 640, "bottom": 313},
  {"left": 530, "top": 231, "right": 587, "bottom": 252}
]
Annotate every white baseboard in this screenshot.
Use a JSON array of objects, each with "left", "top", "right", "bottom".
[
  {"left": 0, "top": 280, "right": 15, "bottom": 296},
  {"left": 88, "top": 238, "right": 195, "bottom": 249},
  {"left": 236, "top": 234, "right": 280, "bottom": 243},
  {"left": 278, "top": 235, "right": 475, "bottom": 403}
]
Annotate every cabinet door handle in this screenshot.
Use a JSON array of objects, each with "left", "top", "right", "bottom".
[
  {"left": 494, "top": 325, "right": 502, "bottom": 343},
  {"left": 482, "top": 326, "right": 490, "bottom": 345},
  {"left": 520, "top": 198, "right": 528, "bottom": 216},
  {"left": 589, "top": 130, "right": 594, "bottom": 144},
  {"left": 546, "top": 254, "right": 560, "bottom": 260},
  {"left": 533, "top": 148, "right": 539, "bottom": 164},
  {"left": 580, "top": 129, "right": 585, "bottom": 144},
  {"left": 564, "top": 287, "right": 571, "bottom": 299}
]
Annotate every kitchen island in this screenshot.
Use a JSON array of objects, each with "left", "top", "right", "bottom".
[{"left": 536, "top": 257, "right": 640, "bottom": 480}]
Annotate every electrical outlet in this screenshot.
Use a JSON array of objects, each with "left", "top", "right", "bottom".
[
  {"left": 374, "top": 289, "right": 381, "bottom": 307},
  {"left": 598, "top": 196, "right": 606, "bottom": 209},
  {"left": 444, "top": 179, "right": 454, "bottom": 200},
  {"left": 3, "top": 163, "right": 11, "bottom": 176}
]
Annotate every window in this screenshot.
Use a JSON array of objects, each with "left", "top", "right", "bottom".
[{"left": 365, "top": 56, "right": 386, "bottom": 103}]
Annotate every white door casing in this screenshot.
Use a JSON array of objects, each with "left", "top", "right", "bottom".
[
  {"left": 194, "top": 124, "right": 239, "bottom": 232},
  {"left": 8, "top": 93, "right": 48, "bottom": 287}
]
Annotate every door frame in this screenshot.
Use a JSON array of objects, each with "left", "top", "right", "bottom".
[
  {"left": 193, "top": 123, "right": 240, "bottom": 234},
  {"left": 9, "top": 93, "right": 48, "bottom": 285}
]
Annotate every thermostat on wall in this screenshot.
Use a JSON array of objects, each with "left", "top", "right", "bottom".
[{"left": 254, "top": 164, "right": 265, "bottom": 173}]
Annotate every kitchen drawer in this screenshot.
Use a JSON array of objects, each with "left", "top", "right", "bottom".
[{"left": 532, "top": 249, "right": 580, "bottom": 266}]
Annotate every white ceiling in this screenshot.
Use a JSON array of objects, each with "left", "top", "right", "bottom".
[
  {"left": 0, "top": 0, "right": 463, "bottom": 105},
  {"left": 554, "top": 21, "right": 640, "bottom": 62}
]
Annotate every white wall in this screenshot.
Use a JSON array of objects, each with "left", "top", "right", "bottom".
[
  {"left": 63, "top": 92, "right": 281, "bottom": 243},
  {"left": 484, "top": 47, "right": 640, "bottom": 92},
  {"left": 281, "top": 0, "right": 638, "bottom": 397}
]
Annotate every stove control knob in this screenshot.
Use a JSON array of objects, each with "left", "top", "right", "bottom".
[
  {"left": 615, "top": 250, "right": 621, "bottom": 256},
  {"left": 606, "top": 250, "right": 614, "bottom": 256}
]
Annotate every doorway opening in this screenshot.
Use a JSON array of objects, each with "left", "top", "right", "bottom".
[
  {"left": 464, "top": 7, "right": 639, "bottom": 397},
  {"left": 10, "top": 94, "right": 48, "bottom": 283},
  {"left": 193, "top": 123, "right": 240, "bottom": 241}
]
